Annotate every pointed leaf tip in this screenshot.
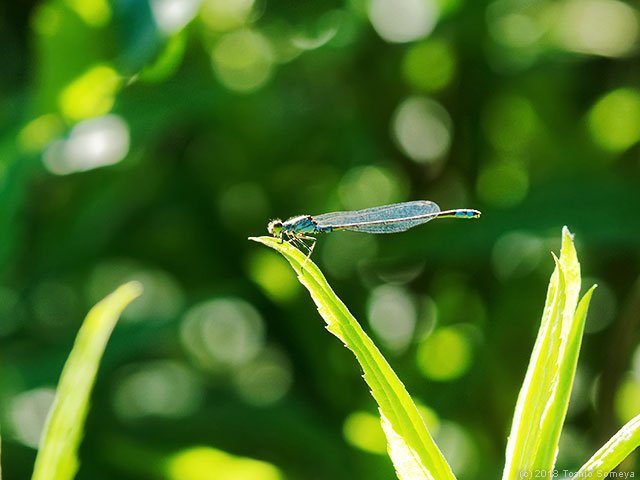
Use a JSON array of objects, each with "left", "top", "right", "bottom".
[
  {"left": 121, "top": 280, "right": 144, "bottom": 296},
  {"left": 32, "top": 282, "right": 144, "bottom": 480}
]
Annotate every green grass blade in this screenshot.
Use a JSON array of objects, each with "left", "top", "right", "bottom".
[
  {"left": 574, "top": 414, "right": 640, "bottom": 477},
  {"left": 502, "top": 252, "right": 565, "bottom": 479},
  {"left": 503, "top": 227, "right": 595, "bottom": 479},
  {"left": 32, "top": 281, "right": 143, "bottom": 480},
  {"left": 534, "top": 284, "right": 596, "bottom": 467},
  {"left": 250, "top": 236, "right": 455, "bottom": 480}
]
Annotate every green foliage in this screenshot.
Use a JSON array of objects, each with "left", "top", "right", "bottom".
[
  {"left": 6, "top": 227, "right": 634, "bottom": 480},
  {"left": 254, "top": 228, "right": 640, "bottom": 480},
  {"left": 576, "top": 414, "right": 640, "bottom": 477},
  {"left": 250, "top": 235, "right": 454, "bottom": 480},
  {"left": 3, "top": 0, "right": 640, "bottom": 478},
  {"left": 503, "top": 227, "right": 596, "bottom": 478},
  {"left": 31, "top": 282, "right": 142, "bottom": 480}
]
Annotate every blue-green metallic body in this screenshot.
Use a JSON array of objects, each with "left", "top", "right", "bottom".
[{"left": 279, "top": 201, "right": 479, "bottom": 236}]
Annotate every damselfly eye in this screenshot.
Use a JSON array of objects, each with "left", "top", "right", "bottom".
[{"left": 268, "top": 220, "right": 283, "bottom": 236}]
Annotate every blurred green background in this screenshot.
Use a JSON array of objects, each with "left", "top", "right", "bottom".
[{"left": 1, "top": 0, "right": 640, "bottom": 478}]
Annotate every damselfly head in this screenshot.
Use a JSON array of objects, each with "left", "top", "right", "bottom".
[{"left": 268, "top": 219, "right": 283, "bottom": 236}]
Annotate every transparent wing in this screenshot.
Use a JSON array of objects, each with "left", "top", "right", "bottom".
[{"left": 312, "top": 200, "right": 440, "bottom": 234}]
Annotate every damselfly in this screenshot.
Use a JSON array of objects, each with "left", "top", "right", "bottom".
[{"left": 267, "top": 200, "right": 480, "bottom": 257}]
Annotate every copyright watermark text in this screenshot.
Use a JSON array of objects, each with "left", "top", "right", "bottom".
[{"left": 519, "top": 471, "right": 635, "bottom": 479}]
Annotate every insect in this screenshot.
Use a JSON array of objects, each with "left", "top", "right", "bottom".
[{"left": 267, "top": 200, "right": 481, "bottom": 258}]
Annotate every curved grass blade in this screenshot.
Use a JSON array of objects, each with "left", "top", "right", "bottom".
[
  {"left": 32, "top": 282, "right": 143, "bottom": 480},
  {"left": 502, "top": 253, "right": 566, "bottom": 479},
  {"left": 502, "top": 227, "right": 596, "bottom": 479},
  {"left": 250, "top": 236, "right": 455, "bottom": 480},
  {"left": 574, "top": 413, "right": 640, "bottom": 478},
  {"left": 534, "top": 283, "right": 596, "bottom": 467}
]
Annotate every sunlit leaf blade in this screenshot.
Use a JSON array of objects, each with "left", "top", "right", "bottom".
[
  {"left": 502, "top": 253, "right": 565, "bottom": 479},
  {"left": 380, "top": 412, "right": 431, "bottom": 480},
  {"left": 534, "top": 284, "right": 596, "bottom": 467},
  {"left": 250, "top": 236, "right": 455, "bottom": 480},
  {"left": 503, "top": 227, "right": 595, "bottom": 479},
  {"left": 574, "top": 414, "right": 640, "bottom": 477},
  {"left": 32, "top": 282, "right": 143, "bottom": 480}
]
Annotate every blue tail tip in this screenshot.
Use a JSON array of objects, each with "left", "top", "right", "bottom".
[{"left": 457, "top": 209, "right": 481, "bottom": 218}]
